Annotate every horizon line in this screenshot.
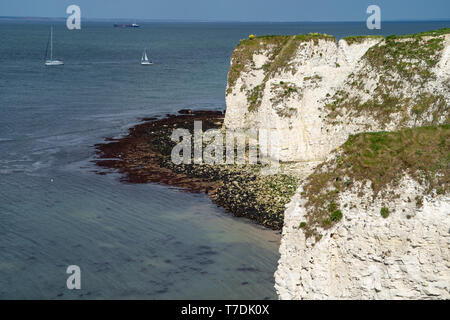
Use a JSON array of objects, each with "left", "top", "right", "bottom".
[{"left": 1, "top": 16, "right": 450, "bottom": 23}]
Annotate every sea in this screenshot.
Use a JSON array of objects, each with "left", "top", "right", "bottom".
[{"left": 0, "top": 20, "right": 448, "bottom": 299}]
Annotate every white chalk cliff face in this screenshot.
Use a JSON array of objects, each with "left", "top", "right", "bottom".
[
  {"left": 224, "top": 31, "right": 450, "bottom": 299},
  {"left": 275, "top": 174, "right": 450, "bottom": 299},
  {"left": 225, "top": 34, "right": 450, "bottom": 162}
]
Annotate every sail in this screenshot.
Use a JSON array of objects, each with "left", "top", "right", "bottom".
[
  {"left": 44, "top": 30, "right": 51, "bottom": 61},
  {"left": 50, "top": 26, "right": 53, "bottom": 60},
  {"left": 142, "top": 50, "right": 149, "bottom": 62},
  {"left": 45, "top": 26, "right": 54, "bottom": 61},
  {"left": 141, "top": 49, "right": 151, "bottom": 65}
]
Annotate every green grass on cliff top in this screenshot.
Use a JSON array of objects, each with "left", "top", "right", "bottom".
[
  {"left": 300, "top": 124, "right": 449, "bottom": 241},
  {"left": 343, "top": 27, "right": 450, "bottom": 44}
]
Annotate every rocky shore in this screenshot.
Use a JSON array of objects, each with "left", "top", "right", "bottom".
[{"left": 95, "top": 109, "right": 299, "bottom": 230}]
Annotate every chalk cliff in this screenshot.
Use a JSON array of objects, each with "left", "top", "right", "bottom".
[
  {"left": 275, "top": 133, "right": 450, "bottom": 299},
  {"left": 225, "top": 31, "right": 450, "bottom": 162},
  {"left": 224, "top": 29, "right": 450, "bottom": 299}
]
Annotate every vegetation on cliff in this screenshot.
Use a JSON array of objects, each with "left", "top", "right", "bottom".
[
  {"left": 227, "top": 33, "right": 336, "bottom": 111},
  {"left": 327, "top": 28, "right": 449, "bottom": 126},
  {"left": 300, "top": 124, "right": 449, "bottom": 240},
  {"left": 229, "top": 29, "right": 449, "bottom": 120},
  {"left": 227, "top": 35, "right": 291, "bottom": 95},
  {"left": 342, "top": 35, "right": 384, "bottom": 45}
]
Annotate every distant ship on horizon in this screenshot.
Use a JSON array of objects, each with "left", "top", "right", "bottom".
[{"left": 113, "top": 23, "right": 140, "bottom": 28}]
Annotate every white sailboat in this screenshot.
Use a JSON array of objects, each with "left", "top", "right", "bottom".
[
  {"left": 45, "top": 26, "right": 64, "bottom": 66},
  {"left": 141, "top": 49, "right": 153, "bottom": 66}
]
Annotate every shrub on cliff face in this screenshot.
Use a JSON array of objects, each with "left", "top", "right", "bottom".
[
  {"left": 330, "top": 209, "right": 343, "bottom": 222},
  {"left": 300, "top": 124, "right": 449, "bottom": 240}
]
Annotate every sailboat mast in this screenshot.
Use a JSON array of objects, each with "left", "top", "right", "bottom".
[
  {"left": 44, "top": 25, "right": 63, "bottom": 65},
  {"left": 50, "top": 26, "right": 53, "bottom": 61}
]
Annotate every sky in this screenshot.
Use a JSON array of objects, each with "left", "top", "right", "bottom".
[{"left": 1, "top": 0, "right": 449, "bottom": 22}]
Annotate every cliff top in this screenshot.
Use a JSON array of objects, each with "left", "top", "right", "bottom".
[{"left": 235, "top": 27, "right": 450, "bottom": 47}]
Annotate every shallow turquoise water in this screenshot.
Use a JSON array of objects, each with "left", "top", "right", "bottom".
[{"left": 0, "top": 20, "right": 448, "bottom": 299}]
